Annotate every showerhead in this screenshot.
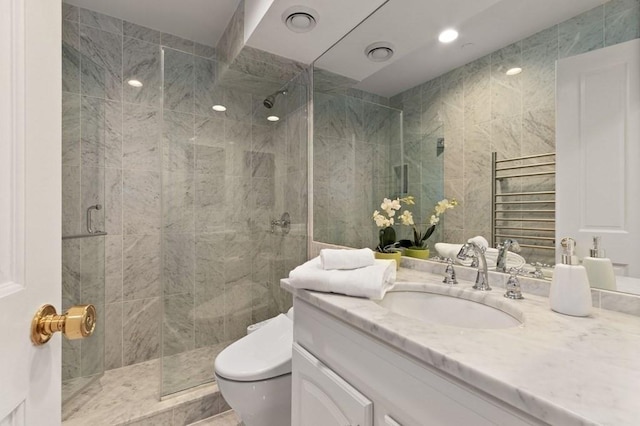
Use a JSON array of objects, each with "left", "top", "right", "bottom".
[
  {"left": 263, "top": 96, "right": 275, "bottom": 109},
  {"left": 263, "top": 90, "right": 287, "bottom": 109}
]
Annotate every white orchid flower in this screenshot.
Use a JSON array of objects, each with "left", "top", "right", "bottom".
[
  {"left": 380, "top": 198, "right": 393, "bottom": 211},
  {"left": 399, "top": 210, "right": 414, "bottom": 226}
]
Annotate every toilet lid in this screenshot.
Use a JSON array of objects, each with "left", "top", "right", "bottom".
[{"left": 215, "top": 313, "right": 293, "bottom": 382}]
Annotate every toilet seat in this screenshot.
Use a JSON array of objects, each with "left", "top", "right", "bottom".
[{"left": 215, "top": 313, "right": 293, "bottom": 382}]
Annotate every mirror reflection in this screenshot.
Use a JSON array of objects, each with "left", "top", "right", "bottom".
[{"left": 312, "top": 0, "right": 640, "bottom": 294}]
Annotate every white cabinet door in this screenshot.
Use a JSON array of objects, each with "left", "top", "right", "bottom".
[
  {"left": 0, "top": 0, "right": 62, "bottom": 424},
  {"left": 557, "top": 39, "right": 640, "bottom": 278},
  {"left": 292, "top": 343, "right": 373, "bottom": 426}
]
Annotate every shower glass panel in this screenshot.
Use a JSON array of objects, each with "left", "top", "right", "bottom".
[
  {"left": 61, "top": 77, "right": 107, "bottom": 404},
  {"left": 160, "top": 47, "right": 309, "bottom": 396}
]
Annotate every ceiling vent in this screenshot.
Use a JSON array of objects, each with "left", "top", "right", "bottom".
[
  {"left": 365, "top": 42, "right": 395, "bottom": 62},
  {"left": 282, "top": 6, "right": 318, "bottom": 33}
]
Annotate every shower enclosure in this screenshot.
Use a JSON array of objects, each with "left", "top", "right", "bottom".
[{"left": 60, "top": 2, "right": 309, "bottom": 412}]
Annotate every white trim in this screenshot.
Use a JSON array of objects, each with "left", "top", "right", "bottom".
[{"left": 306, "top": 65, "right": 314, "bottom": 259}]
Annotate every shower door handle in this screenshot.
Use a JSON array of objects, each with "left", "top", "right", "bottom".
[{"left": 30, "top": 304, "right": 97, "bottom": 346}]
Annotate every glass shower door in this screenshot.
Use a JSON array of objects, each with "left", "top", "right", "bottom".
[
  {"left": 160, "top": 45, "right": 309, "bottom": 396},
  {"left": 61, "top": 96, "right": 106, "bottom": 405}
]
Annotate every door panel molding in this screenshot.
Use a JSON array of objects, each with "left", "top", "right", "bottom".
[{"left": 0, "top": 0, "right": 25, "bottom": 297}]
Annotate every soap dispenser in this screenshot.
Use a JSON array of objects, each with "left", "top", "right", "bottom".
[
  {"left": 549, "top": 237, "right": 592, "bottom": 317},
  {"left": 582, "top": 236, "right": 616, "bottom": 291}
]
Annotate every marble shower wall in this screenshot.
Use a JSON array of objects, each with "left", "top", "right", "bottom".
[
  {"left": 389, "top": 0, "right": 639, "bottom": 263},
  {"left": 313, "top": 71, "right": 402, "bottom": 250},
  {"left": 61, "top": 3, "right": 309, "bottom": 397}
]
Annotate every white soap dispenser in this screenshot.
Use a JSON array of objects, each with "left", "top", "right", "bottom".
[
  {"left": 582, "top": 236, "right": 616, "bottom": 291},
  {"left": 549, "top": 237, "right": 592, "bottom": 317}
]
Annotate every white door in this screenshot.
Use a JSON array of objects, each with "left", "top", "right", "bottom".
[
  {"left": 292, "top": 343, "right": 373, "bottom": 426},
  {"left": 556, "top": 39, "right": 640, "bottom": 278},
  {"left": 0, "top": 0, "right": 62, "bottom": 424}
]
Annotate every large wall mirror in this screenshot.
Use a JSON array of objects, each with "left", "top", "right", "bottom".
[{"left": 311, "top": 0, "right": 640, "bottom": 294}]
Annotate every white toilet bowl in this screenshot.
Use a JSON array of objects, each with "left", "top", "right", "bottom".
[{"left": 214, "top": 313, "right": 293, "bottom": 426}]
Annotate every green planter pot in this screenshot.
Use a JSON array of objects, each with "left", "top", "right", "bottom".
[
  {"left": 374, "top": 251, "right": 402, "bottom": 270},
  {"left": 404, "top": 247, "right": 430, "bottom": 260}
]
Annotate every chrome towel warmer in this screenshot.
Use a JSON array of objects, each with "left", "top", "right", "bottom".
[{"left": 491, "top": 152, "right": 555, "bottom": 252}]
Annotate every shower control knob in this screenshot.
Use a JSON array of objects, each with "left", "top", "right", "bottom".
[{"left": 31, "top": 304, "right": 97, "bottom": 345}]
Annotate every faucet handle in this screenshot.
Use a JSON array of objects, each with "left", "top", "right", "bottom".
[
  {"left": 442, "top": 258, "right": 458, "bottom": 285},
  {"left": 504, "top": 267, "right": 524, "bottom": 300}
]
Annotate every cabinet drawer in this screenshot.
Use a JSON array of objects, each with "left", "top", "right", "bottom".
[{"left": 292, "top": 343, "right": 373, "bottom": 426}]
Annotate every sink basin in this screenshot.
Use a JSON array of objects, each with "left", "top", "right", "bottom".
[{"left": 377, "top": 291, "right": 521, "bottom": 329}]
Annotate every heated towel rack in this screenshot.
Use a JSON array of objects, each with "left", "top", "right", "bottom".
[{"left": 491, "top": 152, "right": 556, "bottom": 252}]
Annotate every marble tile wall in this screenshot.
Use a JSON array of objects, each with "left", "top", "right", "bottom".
[
  {"left": 388, "top": 0, "right": 639, "bottom": 264},
  {"left": 61, "top": 3, "right": 308, "bottom": 399}
]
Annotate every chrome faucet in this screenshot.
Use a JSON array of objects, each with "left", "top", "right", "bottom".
[
  {"left": 442, "top": 258, "right": 458, "bottom": 285},
  {"left": 504, "top": 268, "right": 524, "bottom": 299},
  {"left": 457, "top": 241, "right": 491, "bottom": 291},
  {"left": 496, "top": 239, "right": 521, "bottom": 273}
]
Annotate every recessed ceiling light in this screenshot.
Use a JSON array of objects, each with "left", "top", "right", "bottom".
[
  {"left": 267, "top": 115, "right": 280, "bottom": 122},
  {"left": 438, "top": 29, "right": 459, "bottom": 43},
  {"left": 283, "top": 6, "right": 318, "bottom": 33},
  {"left": 365, "top": 42, "right": 395, "bottom": 62},
  {"left": 127, "top": 79, "right": 143, "bottom": 87},
  {"left": 506, "top": 67, "right": 523, "bottom": 76},
  {"left": 212, "top": 105, "right": 227, "bottom": 112}
]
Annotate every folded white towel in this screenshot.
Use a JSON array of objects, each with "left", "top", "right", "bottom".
[
  {"left": 320, "top": 248, "right": 375, "bottom": 270},
  {"left": 434, "top": 242, "right": 526, "bottom": 268},
  {"left": 288, "top": 257, "right": 396, "bottom": 300}
]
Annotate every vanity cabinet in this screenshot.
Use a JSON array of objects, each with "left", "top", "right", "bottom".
[{"left": 292, "top": 299, "right": 545, "bottom": 426}]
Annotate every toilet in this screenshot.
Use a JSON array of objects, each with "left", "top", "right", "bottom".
[{"left": 214, "top": 311, "right": 293, "bottom": 426}]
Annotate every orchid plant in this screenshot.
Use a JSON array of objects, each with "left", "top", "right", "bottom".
[
  {"left": 372, "top": 196, "right": 415, "bottom": 252},
  {"left": 401, "top": 198, "right": 459, "bottom": 249},
  {"left": 372, "top": 196, "right": 458, "bottom": 252}
]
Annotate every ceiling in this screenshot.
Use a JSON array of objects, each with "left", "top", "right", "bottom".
[
  {"left": 62, "top": 0, "right": 242, "bottom": 46},
  {"left": 65, "top": 0, "right": 609, "bottom": 97},
  {"left": 314, "top": 0, "right": 608, "bottom": 97},
  {"left": 244, "top": 0, "right": 386, "bottom": 65}
]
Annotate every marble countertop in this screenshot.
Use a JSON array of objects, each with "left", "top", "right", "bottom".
[{"left": 282, "top": 265, "right": 640, "bottom": 426}]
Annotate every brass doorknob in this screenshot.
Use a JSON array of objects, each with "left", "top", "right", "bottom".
[{"left": 31, "top": 304, "right": 96, "bottom": 346}]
